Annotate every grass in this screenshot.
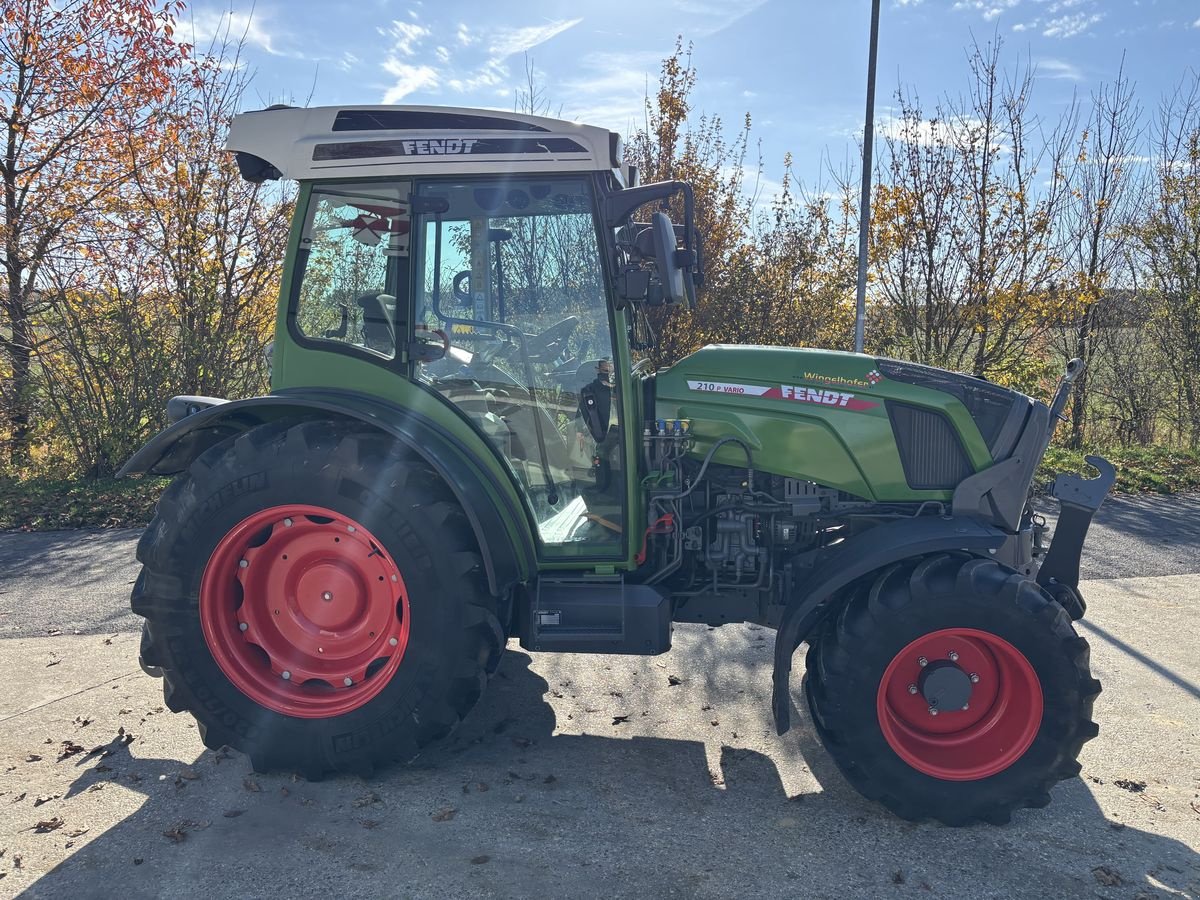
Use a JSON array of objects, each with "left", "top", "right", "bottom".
[
  {"left": 1, "top": 445, "right": 1197, "bottom": 532},
  {"left": 1038, "top": 446, "right": 1200, "bottom": 495},
  {"left": 0, "top": 475, "right": 168, "bottom": 531}
]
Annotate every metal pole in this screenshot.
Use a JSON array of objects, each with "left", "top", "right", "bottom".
[{"left": 854, "top": 0, "right": 881, "bottom": 354}]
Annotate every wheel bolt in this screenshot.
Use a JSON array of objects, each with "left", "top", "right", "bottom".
[
  {"left": 239, "top": 559, "right": 248, "bottom": 568},
  {"left": 283, "top": 518, "right": 293, "bottom": 527},
  {"left": 239, "top": 622, "right": 248, "bottom": 632},
  {"left": 970, "top": 673, "right": 980, "bottom": 683},
  {"left": 907, "top": 683, "right": 918, "bottom": 695},
  {"left": 928, "top": 707, "right": 938, "bottom": 716},
  {"left": 948, "top": 650, "right": 959, "bottom": 662},
  {"left": 322, "top": 591, "right": 333, "bottom": 601},
  {"left": 343, "top": 677, "right": 353, "bottom": 686},
  {"left": 917, "top": 656, "right": 928, "bottom": 667},
  {"left": 347, "top": 525, "right": 356, "bottom": 533},
  {"left": 389, "top": 637, "right": 399, "bottom": 647},
  {"left": 281, "top": 670, "right": 291, "bottom": 680},
  {"left": 390, "top": 574, "right": 398, "bottom": 583},
  {"left": 962, "top": 703, "right": 970, "bottom": 711}
]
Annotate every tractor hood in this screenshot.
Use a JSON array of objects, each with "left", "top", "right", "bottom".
[{"left": 654, "top": 345, "right": 1032, "bottom": 503}]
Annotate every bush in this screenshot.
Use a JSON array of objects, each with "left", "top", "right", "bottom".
[
  {"left": 0, "top": 475, "right": 167, "bottom": 531},
  {"left": 1039, "top": 446, "right": 1200, "bottom": 495}
]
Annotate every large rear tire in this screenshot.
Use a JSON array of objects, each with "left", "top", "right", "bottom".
[
  {"left": 133, "top": 420, "right": 506, "bottom": 777},
  {"left": 804, "top": 553, "right": 1100, "bottom": 825}
]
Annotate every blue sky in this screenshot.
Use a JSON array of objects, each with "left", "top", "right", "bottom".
[{"left": 188, "top": 0, "right": 1200, "bottom": 194}]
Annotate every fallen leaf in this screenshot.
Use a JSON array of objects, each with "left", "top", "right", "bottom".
[
  {"left": 10, "top": 793, "right": 26, "bottom": 804},
  {"left": 892, "top": 871, "right": 906, "bottom": 885},
  {"left": 543, "top": 775, "right": 557, "bottom": 784},
  {"left": 223, "top": 810, "right": 245, "bottom": 818},
  {"left": 242, "top": 777, "right": 261, "bottom": 792},
  {"left": 1114, "top": 779, "right": 1146, "bottom": 793},
  {"left": 475, "top": 782, "right": 489, "bottom": 792},
  {"left": 668, "top": 674, "right": 683, "bottom": 686},
  {"left": 710, "top": 720, "right": 720, "bottom": 727},
  {"left": 46, "top": 659, "right": 61, "bottom": 668},
  {"left": 471, "top": 855, "right": 490, "bottom": 865},
  {"left": 34, "top": 817, "right": 65, "bottom": 833},
  {"left": 65, "top": 828, "right": 88, "bottom": 839},
  {"left": 354, "top": 792, "right": 381, "bottom": 807},
  {"left": 25, "top": 754, "right": 42, "bottom": 763},
  {"left": 162, "top": 827, "right": 187, "bottom": 843},
  {"left": 33, "top": 794, "right": 59, "bottom": 807},
  {"left": 431, "top": 807, "right": 456, "bottom": 822},
  {"left": 58, "top": 741, "right": 86, "bottom": 761},
  {"left": 1092, "top": 866, "right": 1122, "bottom": 887},
  {"left": 133, "top": 858, "right": 144, "bottom": 865},
  {"left": 178, "top": 767, "right": 200, "bottom": 781},
  {"left": 612, "top": 715, "right": 629, "bottom": 726}
]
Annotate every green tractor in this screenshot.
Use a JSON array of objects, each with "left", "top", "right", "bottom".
[{"left": 123, "top": 105, "right": 1114, "bottom": 826}]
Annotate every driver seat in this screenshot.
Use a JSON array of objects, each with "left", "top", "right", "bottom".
[{"left": 358, "top": 293, "right": 396, "bottom": 355}]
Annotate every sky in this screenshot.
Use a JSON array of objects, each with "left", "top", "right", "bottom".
[{"left": 186, "top": 0, "right": 1200, "bottom": 197}]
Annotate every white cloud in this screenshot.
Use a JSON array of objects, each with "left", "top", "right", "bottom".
[
  {"left": 953, "top": 0, "right": 1021, "bottom": 20},
  {"left": 382, "top": 62, "right": 439, "bottom": 103},
  {"left": 1042, "top": 11, "right": 1104, "bottom": 37},
  {"left": 456, "top": 23, "right": 477, "bottom": 47},
  {"left": 672, "top": 0, "right": 769, "bottom": 35},
  {"left": 1193, "top": 17, "right": 1200, "bottom": 28},
  {"left": 385, "top": 20, "right": 430, "bottom": 57},
  {"left": 435, "top": 45, "right": 450, "bottom": 63},
  {"left": 1035, "top": 58, "right": 1083, "bottom": 80},
  {"left": 188, "top": 9, "right": 282, "bottom": 56},
  {"left": 487, "top": 18, "right": 582, "bottom": 59}
]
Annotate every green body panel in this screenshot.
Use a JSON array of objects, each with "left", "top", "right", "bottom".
[{"left": 655, "top": 345, "right": 995, "bottom": 502}]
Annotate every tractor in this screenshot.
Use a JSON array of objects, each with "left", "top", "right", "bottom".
[{"left": 122, "top": 104, "right": 1114, "bottom": 826}]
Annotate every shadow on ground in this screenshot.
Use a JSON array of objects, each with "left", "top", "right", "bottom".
[{"left": 16, "top": 648, "right": 1200, "bottom": 900}]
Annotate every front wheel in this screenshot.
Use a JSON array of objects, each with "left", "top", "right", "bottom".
[
  {"left": 133, "top": 420, "right": 506, "bottom": 777},
  {"left": 804, "top": 554, "right": 1100, "bottom": 825}
]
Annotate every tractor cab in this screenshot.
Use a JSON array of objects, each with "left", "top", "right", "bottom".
[{"left": 226, "top": 105, "right": 699, "bottom": 558}]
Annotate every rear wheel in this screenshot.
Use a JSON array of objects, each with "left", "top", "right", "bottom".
[
  {"left": 133, "top": 420, "right": 506, "bottom": 776},
  {"left": 804, "top": 554, "right": 1100, "bottom": 825}
]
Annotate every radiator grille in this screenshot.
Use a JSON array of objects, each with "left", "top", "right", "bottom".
[{"left": 887, "top": 402, "right": 974, "bottom": 490}]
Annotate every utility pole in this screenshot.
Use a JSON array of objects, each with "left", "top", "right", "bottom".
[{"left": 854, "top": 0, "right": 881, "bottom": 354}]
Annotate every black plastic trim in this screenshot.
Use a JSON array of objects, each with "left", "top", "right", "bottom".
[
  {"left": 313, "top": 138, "right": 587, "bottom": 162},
  {"left": 333, "top": 110, "right": 551, "bottom": 133},
  {"left": 886, "top": 401, "right": 974, "bottom": 490}
]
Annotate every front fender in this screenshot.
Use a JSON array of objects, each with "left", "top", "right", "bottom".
[
  {"left": 771, "top": 515, "right": 1007, "bottom": 735},
  {"left": 119, "top": 389, "right": 537, "bottom": 595}
]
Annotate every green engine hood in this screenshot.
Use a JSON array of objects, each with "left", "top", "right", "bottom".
[{"left": 654, "top": 345, "right": 1015, "bottom": 502}]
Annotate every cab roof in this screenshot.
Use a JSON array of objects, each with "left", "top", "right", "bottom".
[{"left": 225, "top": 105, "right": 629, "bottom": 184}]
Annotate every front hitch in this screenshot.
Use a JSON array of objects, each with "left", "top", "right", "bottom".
[{"left": 1036, "top": 455, "right": 1116, "bottom": 616}]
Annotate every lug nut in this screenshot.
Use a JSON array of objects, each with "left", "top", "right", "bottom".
[
  {"left": 970, "top": 673, "right": 980, "bottom": 683},
  {"left": 390, "top": 574, "right": 398, "bottom": 583},
  {"left": 928, "top": 707, "right": 939, "bottom": 716},
  {"left": 948, "top": 650, "right": 959, "bottom": 662},
  {"left": 239, "top": 559, "right": 249, "bottom": 568},
  {"left": 907, "top": 683, "right": 918, "bottom": 695},
  {"left": 283, "top": 517, "right": 293, "bottom": 527},
  {"left": 347, "top": 525, "right": 356, "bottom": 533},
  {"left": 389, "top": 637, "right": 399, "bottom": 647},
  {"left": 343, "top": 677, "right": 353, "bottom": 686},
  {"left": 918, "top": 656, "right": 928, "bottom": 667},
  {"left": 281, "top": 670, "right": 291, "bottom": 680},
  {"left": 322, "top": 591, "right": 333, "bottom": 601},
  {"left": 962, "top": 703, "right": 970, "bottom": 711},
  {"left": 239, "top": 622, "right": 248, "bottom": 632}
]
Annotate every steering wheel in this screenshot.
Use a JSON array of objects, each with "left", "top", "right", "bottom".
[
  {"left": 526, "top": 316, "right": 579, "bottom": 361},
  {"left": 452, "top": 271, "right": 472, "bottom": 305}
]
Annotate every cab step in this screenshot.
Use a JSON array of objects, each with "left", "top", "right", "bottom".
[{"left": 518, "top": 576, "right": 671, "bottom": 655}]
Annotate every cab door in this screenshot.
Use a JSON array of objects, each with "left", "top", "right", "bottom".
[{"left": 410, "top": 175, "right": 628, "bottom": 559}]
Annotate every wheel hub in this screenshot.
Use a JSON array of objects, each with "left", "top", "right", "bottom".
[
  {"left": 200, "top": 505, "right": 411, "bottom": 719},
  {"left": 918, "top": 659, "right": 973, "bottom": 712}
]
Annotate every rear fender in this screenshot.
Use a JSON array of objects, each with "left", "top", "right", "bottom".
[
  {"left": 119, "top": 390, "right": 537, "bottom": 595},
  {"left": 772, "top": 516, "right": 1007, "bottom": 735}
]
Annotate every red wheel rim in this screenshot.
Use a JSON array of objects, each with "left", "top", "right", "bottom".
[
  {"left": 876, "top": 628, "right": 1042, "bottom": 781},
  {"left": 199, "top": 505, "right": 411, "bottom": 719}
]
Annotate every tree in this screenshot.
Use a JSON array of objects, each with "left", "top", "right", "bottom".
[
  {"left": 0, "top": 0, "right": 187, "bottom": 466},
  {"left": 870, "top": 40, "right": 1077, "bottom": 389},
  {"left": 1056, "top": 63, "right": 1143, "bottom": 448},
  {"left": 1139, "top": 73, "right": 1200, "bottom": 446}
]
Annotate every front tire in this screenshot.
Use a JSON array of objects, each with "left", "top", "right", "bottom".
[
  {"left": 804, "top": 554, "right": 1100, "bottom": 825},
  {"left": 133, "top": 420, "right": 506, "bottom": 777}
]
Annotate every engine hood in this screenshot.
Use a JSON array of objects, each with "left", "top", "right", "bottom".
[{"left": 654, "top": 345, "right": 1027, "bottom": 502}]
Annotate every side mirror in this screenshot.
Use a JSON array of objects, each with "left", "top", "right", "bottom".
[{"left": 651, "top": 211, "right": 686, "bottom": 304}]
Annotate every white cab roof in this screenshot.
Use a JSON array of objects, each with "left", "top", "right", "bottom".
[{"left": 225, "top": 105, "right": 626, "bottom": 182}]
